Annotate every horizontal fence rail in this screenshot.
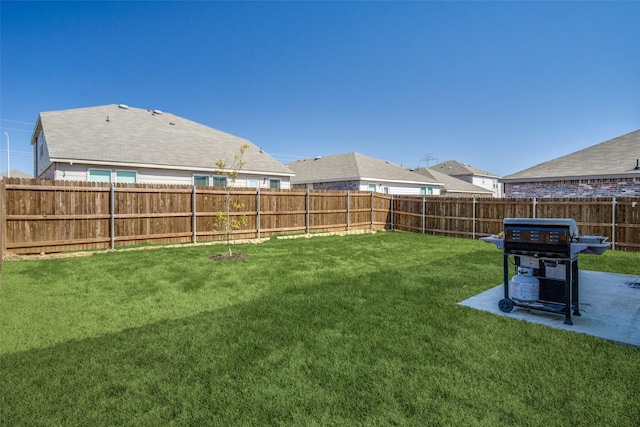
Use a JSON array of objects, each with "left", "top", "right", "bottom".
[
  {"left": 1, "top": 178, "right": 639, "bottom": 254},
  {"left": 392, "top": 195, "right": 640, "bottom": 251},
  {"left": 0, "top": 179, "right": 391, "bottom": 254}
]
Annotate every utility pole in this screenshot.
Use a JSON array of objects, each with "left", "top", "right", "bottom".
[
  {"left": 418, "top": 153, "right": 438, "bottom": 168},
  {"left": 3, "top": 132, "right": 9, "bottom": 178}
]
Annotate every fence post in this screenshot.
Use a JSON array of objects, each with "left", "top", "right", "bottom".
[
  {"left": 390, "top": 195, "right": 394, "bottom": 231},
  {"left": 533, "top": 197, "right": 537, "bottom": 218},
  {"left": 611, "top": 197, "right": 617, "bottom": 251},
  {"left": 192, "top": 186, "right": 197, "bottom": 243},
  {"left": 472, "top": 197, "right": 477, "bottom": 239},
  {"left": 306, "top": 189, "right": 310, "bottom": 234},
  {"left": 257, "top": 187, "right": 261, "bottom": 239},
  {"left": 422, "top": 196, "right": 426, "bottom": 234},
  {"left": 346, "top": 191, "right": 350, "bottom": 231},
  {"left": 110, "top": 183, "right": 115, "bottom": 250},
  {"left": 371, "top": 191, "right": 374, "bottom": 230},
  {"left": 0, "top": 179, "right": 5, "bottom": 273}
]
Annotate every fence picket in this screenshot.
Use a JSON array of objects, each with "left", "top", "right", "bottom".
[{"left": 2, "top": 178, "right": 639, "bottom": 254}]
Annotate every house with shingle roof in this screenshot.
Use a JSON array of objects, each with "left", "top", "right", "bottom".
[
  {"left": 429, "top": 160, "right": 502, "bottom": 197},
  {"left": 501, "top": 130, "right": 640, "bottom": 198},
  {"left": 411, "top": 167, "right": 494, "bottom": 197},
  {"left": 30, "top": 104, "right": 294, "bottom": 188},
  {"left": 286, "top": 152, "right": 443, "bottom": 195}
]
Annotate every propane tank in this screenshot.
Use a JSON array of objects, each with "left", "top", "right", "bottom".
[{"left": 510, "top": 267, "right": 540, "bottom": 302}]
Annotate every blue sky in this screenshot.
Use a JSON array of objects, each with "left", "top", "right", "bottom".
[{"left": 1, "top": 1, "right": 639, "bottom": 177}]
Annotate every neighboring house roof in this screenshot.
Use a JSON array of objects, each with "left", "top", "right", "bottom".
[
  {"left": 1, "top": 169, "right": 32, "bottom": 178},
  {"left": 430, "top": 160, "right": 500, "bottom": 178},
  {"left": 287, "top": 152, "right": 442, "bottom": 186},
  {"left": 412, "top": 168, "right": 493, "bottom": 195},
  {"left": 502, "top": 129, "right": 640, "bottom": 182},
  {"left": 0, "top": 169, "right": 33, "bottom": 178},
  {"left": 31, "top": 104, "right": 293, "bottom": 176}
]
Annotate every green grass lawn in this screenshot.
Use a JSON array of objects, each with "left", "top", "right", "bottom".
[{"left": 1, "top": 232, "right": 639, "bottom": 426}]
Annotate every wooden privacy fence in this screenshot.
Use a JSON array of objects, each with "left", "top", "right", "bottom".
[
  {"left": 392, "top": 195, "right": 640, "bottom": 251},
  {"left": 0, "top": 179, "right": 391, "bottom": 254},
  {"left": 1, "top": 178, "right": 639, "bottom": 254}
]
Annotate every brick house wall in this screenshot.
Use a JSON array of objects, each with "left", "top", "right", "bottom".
[{"left": 504, "top": 177, "right": 640, "bottom": 198}]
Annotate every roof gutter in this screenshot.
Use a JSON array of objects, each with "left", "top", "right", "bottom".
[
  {"left": 292, "top": 176, "right": 444, "bottom": 186},
  {"left": 501, "top": 172, "right": 640, "bottom": 183},
  {"left": 50, "top": 158, "right": 295, "bottom": 177}
]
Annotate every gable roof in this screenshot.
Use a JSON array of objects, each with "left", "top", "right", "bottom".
[
  {"left": 430, "top": 160, "right": 499, "bottom": 178},
  {"left": 287, "top": 152, "right": 442, "bottom": 186},
  {"left": 31, "top": 104, "right": 293, "bottom": 176},
  {"left": 413, "top": 168, "right": 493, "bottom": 195},
  {"left": 1, "top": 169, "right": 33, "bottom": 179},
  {"left": 502, "top": 129, "right": 640, "bottom": 182}
]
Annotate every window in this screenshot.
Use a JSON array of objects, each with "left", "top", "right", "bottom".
[
  {"left": 194, "top": 175, "right": 209, "bottom": 186},
  {"left": 269, "top": 179, "right": 281, "bottom": 189},
  {"left": 249, "top": 180, "right": 258, "bottom": 188},
  {"left": 368, "top": 184, "right": 376, "bottom": 192},
  {"left": 89, "top": 169, "right": 111, "bottom": 183},
  {"left": 213, "top": 176, "right": 227, "bottom": 187},
  {"left": 421, "top": 187, "right": 434, "bottom": 195},
  {"left": 383, "top": 186, "right": 390, "bottom": 194},
  {"left": 116, "top": 170, "right": 136, "bottom": 184}
]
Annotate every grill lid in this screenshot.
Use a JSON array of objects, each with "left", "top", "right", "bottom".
[
  {"left": 480, "top": 218, "right": 610, "bottom": 256},
  {"left": 503, "top": 218, "right": 579, "bottom": 240}
]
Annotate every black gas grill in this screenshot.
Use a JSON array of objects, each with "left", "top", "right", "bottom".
[
  {"left": 481, "top": 218, "right": 610, "bottom": 325},
  {"left": 504, "top": 219, "right": 574, "bottom": 257}
]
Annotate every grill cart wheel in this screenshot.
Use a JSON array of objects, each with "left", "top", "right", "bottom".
[{"left": 498, "top": 298, "right": 514, "bottom": 313}]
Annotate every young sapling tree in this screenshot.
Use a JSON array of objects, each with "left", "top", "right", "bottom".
[{"left": 213, "top": 144, "right": 250, "bottom": 256}]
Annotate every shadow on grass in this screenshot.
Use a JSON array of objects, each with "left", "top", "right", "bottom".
[
  {"left": 3, "top": 262, "right": 638, "bottom": 427},
  {"left": 0, "top": 267, "right": 459, "bottom": 425},
  {"left": 2, "top": 236, "right": 639, "bottom": 426}
]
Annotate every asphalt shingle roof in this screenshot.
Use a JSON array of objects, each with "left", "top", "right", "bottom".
[
  {"left": 430, "top": 160, "right": 500, "bottom": 178},
  {"left": 1, "top": 169, "right": 32, "bottom": 179},
  {"left": 502, "top": 129, "right": 640, "bottom": 181},
  {"left": 33, "top": 104, "right": 293, "bottom": 175},
  {"left": 287, "top": 152, "right": 442, "bottom": 185}
]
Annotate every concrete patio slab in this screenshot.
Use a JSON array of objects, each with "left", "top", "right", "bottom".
[{"left": 459, "top": 270, "right": 640, "bottom": 347}]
